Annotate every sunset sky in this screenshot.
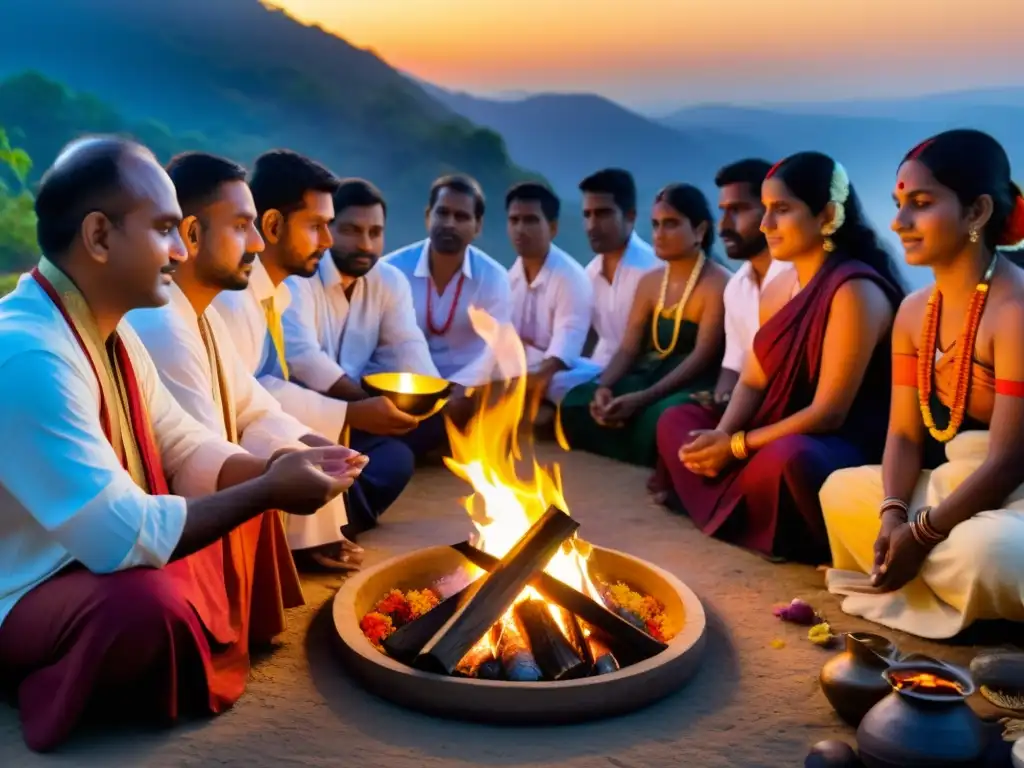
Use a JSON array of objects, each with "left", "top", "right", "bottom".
[{"left": 270, "top": 0, "right": 1024, "bottom": 110}]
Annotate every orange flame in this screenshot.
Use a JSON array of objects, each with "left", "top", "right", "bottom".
[{"left": 443, "top": 307, "right": 601, "bottom": 634}]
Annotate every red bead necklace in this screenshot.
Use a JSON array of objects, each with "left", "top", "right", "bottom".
[{"left": 426, "top": 271, "right": 466, "bottom": 336}]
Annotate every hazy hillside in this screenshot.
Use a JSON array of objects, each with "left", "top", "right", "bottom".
[
  {"left": 0, "top": 0, "right": 542, "bottom": 264},
  {"left": 425, "top": 84, "right": 771, "bottom": 255}
]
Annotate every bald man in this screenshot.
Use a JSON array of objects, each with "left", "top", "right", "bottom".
[{"left": 0, "top": 136, "right": 365, "bottom": 752}]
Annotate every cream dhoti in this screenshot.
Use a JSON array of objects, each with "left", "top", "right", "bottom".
[{"left": 821, "top": 430, "right": 1024, "bottom": 639}]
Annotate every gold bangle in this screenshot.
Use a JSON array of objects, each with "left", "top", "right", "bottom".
[{"left": 730, "top": 430, "right": 748, "bottom": 460}]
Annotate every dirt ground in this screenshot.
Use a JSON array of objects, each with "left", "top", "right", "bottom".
[{"left": 0, "top": 445, "right": 1018, "bottom": 767}]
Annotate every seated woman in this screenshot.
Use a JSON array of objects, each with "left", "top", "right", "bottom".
[
  {"left": 653, "top": 152, "right": 905, "bottom": 564},
  {"left": 558, "top": 183, "right": 728, "bottom": 467},
  {"left": 821, "top": 129, "right": 1024, "bottom": 639}
]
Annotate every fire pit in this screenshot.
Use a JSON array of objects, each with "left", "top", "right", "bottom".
[{"left": 331, "top": 309, "right": 708, "bottom": 722}]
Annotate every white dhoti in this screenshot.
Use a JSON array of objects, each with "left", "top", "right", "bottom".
[
  {"left": 283, "top": 493, "right": 348, "bottom": 551},
  {"left": 821, "top": 431, "right": 1024, "bottom": 639}
]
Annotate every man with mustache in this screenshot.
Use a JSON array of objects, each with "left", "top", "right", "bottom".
[
  {"left": 129, "top": 151, "right": 362, "bottom": 572},
  {"left": 554, "top": 168, "right": 659, "bottom": 407},
  {"left": 709, "top": 159, "right": 793, "bottom": 405},
  {"left": 0, "top": 137, "right": 361, "bottom": 751},
  {"left": 214, "top": 163, "right": 419, "bottom": 548},
  {"left": 381, "top": 174, "right": 513, "bottom": 389}
]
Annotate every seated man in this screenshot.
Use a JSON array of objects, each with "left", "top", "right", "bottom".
[
  {"left": 505, "top": 182, "right": 593, "bottom": 425},
  {"left": 273, "top": 177, "right": 451, "bottom": 458},
  {"left": 545, "top": 168, "right": 659, "bottom": 403},
  {"left": 0, "top": 137, "right": 361, "bottom": 752},
  {"left": 381, "top": 174, "right": 514, "bottom": 389},
  {"left": 212, "top": 153, "right": 416, "bottom": 542},
  {"left": 130, "top": 151, "right": 377, "bottom": 571},
  {"left": 708, "top": 159, "right": 794, "bottom": 408}
]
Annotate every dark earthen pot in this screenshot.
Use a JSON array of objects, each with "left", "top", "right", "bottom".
[
  {"left": 856, "top": 660, "right": 986, "bottom": 768},
  {"left": 819, "top": 632, "right": 898, "bottom": 726}
]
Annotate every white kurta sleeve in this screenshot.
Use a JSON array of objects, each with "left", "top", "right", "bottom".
[
  {"left": 545, "top": 270, "right": 594, "bottom": 367},
  {"left": 120, "top": 328, "right": 248, "bottom": 499},
  {"left": 0, "top": 350, "right": 191, "bottom": 573},
  {"left": 281, "top": 278, "right": 347, "bottom": 393},
  {"left": 380, "top": 269, "right": 441, "bottom": 377},
  {"left": 448, "top": 268, "right": 514, "bottom": 387},
  {"left": 214, "top": 317, "right": 314, "bottom": 457},
  {"left": 258, "top": 375, "right": 348, "bottom": 443}
]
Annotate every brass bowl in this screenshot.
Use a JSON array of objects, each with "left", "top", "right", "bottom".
[{"left": 362, "top": 372, "right": 453, "bottom": 418}]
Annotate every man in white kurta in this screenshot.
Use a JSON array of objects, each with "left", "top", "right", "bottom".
[
  {"left": 128, "top": 284, "right": 355, "bottom": 566},
  {"left": 129, "top": 150, "right": 359, "bottom": 570},
  {"left": 712, "top": 158, "right": 794, "bottom": 404},
  {"left": 0, "top": 137, "right": 359, "bottom": 752},
  {"left": 550, "top": 169, "right": 659, "bottom": 403},
  {"left": 505, "top": 182, "right": 593, "bottom": 412},
  {"left": 214, "top": 169, "right": 417, "bottom": 542},
  {"left": 381, "top": 175, "right": 514, "bottom": 388}
]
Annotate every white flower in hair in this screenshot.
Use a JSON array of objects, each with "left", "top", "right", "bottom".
[{"left": 824, "top": 161, "right": 850, "bottom": 235}]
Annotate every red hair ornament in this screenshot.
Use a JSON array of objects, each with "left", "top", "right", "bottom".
[{"left": 999, "top": 190, "right": 1024, "bottom": 247}]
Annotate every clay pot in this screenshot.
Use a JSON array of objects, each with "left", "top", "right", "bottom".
[
  {"left": 819, "top": 632, "right": 898, "bottom": 726},
  {"left": 856, "top": 660, "right": 986, "bottom": 767}
]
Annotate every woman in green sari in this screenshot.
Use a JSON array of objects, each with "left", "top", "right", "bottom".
[{"left": 560, "top": 183, "right": 729, "bottom": 466}]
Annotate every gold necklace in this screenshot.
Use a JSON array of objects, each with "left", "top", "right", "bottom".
[{"left": 652, "top": 250, "right": 705, "bottom": 358}]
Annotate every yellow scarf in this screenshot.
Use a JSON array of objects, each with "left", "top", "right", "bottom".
[{"left": 38, "top": 257, "right": 150, "bottom": 491}]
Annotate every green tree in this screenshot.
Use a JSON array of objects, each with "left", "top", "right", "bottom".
[{"left": 0, "top": 126, "right": 39, "bottom": 276}]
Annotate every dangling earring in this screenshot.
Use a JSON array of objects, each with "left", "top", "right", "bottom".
[
  {"left": 969, "top": 228, "right": 979, "bottom": 244},
  {"left": 821, "top": 224, "right": 836, "bottom": 253}
]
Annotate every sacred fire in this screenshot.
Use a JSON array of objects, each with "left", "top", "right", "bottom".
[{"left": 357, "top": 308, "right": 678, "bottom": 682}]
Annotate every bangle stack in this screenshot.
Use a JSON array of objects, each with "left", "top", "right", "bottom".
[
  {"left": 879, "top": 496, "right": 909, "bottom": 520},
  {"left": 729, "top": 430, "right": 748, "bottom": 460},
  {"left": 909, "top": 506, "right": 946, "bottom": 548}
]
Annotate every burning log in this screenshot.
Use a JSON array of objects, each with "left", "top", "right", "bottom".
[
  {"left": 497, "top": 617, "right": 542, "bottom": 681},
  {"left": 450, "top": 541, "right": 667, "bottom": 665},
  {"left": 514, "top": 599, "right": 587, "bottom": 681},
  {"left": 564, "top": 612, "right": 595, "bottom": 673},
  {"left": 382, "top": 584, "right": 474, "bottom": 664},
  {"left": 454, "top": 625, "right": 501, "bottom": 678},
  {"left": 413, "top": 507, "right": 579, "bottom": 675},
  {"left": 587, "top": 635, "right": 620, "bottom": 676}
]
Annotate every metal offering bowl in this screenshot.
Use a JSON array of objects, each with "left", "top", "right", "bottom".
[{"left": 362, "top": 372, "right": 453, "bottom": 418}]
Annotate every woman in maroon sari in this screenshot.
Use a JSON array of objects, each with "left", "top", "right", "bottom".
[{"left": 653, "top": 152, "right": 906, "bottom": 563}]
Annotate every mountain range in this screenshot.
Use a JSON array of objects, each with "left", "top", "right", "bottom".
[{"left": 2, "top": 0, "right": 1023, "bottom": 286}]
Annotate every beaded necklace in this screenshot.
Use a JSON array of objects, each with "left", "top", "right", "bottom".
[
  {"left": 651, "top": 250, "right": 705, "bottom": 358},
  {"left": 917, "top": 252, "right": 998, "bottom": 442},
  {"left": 426, "top": 271, "right": 466, "bottom": 336}
]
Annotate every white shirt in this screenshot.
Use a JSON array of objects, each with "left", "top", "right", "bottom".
[
  {"left": 382, "top": 239, "right": 513, "bottom": 387},
  {"left": 0, "top": 274, "right": 246, "bottom": 628},
  {"left": 212, "top": 258, "right": 349, "bottom": 441},
  {"left": 722, "top": 258, "right": 795, "bottom": 373},
  {"left": 281, "top": 254, "right": 439, "bottom": 394},
  {"left": 585, "top": 231, "right": 659, "bottom": 367},
  {"left": 509, "top": 243, "right": 593, "bottom": 371},
  {"left": 128, "top": 283, "right": 311, "bottom": 459}
]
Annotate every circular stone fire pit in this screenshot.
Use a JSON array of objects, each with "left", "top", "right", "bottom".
[{"left": 332, "top": 544, "right": 707, "bottom": 724}]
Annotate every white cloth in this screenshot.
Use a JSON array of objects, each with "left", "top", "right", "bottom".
[
  {"left": 822, "top": 431, "right": 1024, "bottom": 639},
  {"left": 130, "top": 284, "right": 347, "bottom": 551},
  {"left": 281, "top": 254, "right": 439, "bottom": 390},
  {"left": 212, "top": 258, "right": 348, "bottom": 441},
  {"left": 128, "top": 283, "right": 311, "bottom": 457},
  {"left": 382, "top": 239, "right": 513, "bottom": 387},
  {"left": 0, "top": 274, "right": 247, "bottom": 628},
  {"left": 509, "top": 244, "right": 594, "bottom": 399},
  {"left": 721, "top": 259, "right": 794, "bottom": 373},
  {"left": 545, "top": 232, "right": 659, "bottom": 403}
]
